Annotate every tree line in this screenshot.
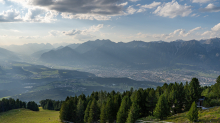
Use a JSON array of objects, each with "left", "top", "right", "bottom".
[
  {"left": 40, "top": 99, "right": 63, "bottom": 111},
  {"left": 59, "top": 76, "right": 220, "bottom": 122},
  {"left": 0, "top": 98, "right": 39, "bottom": 112}
]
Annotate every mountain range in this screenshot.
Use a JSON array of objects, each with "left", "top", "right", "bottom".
[{"left": 40, "top": 38, "right": 220, "bottom": 70}]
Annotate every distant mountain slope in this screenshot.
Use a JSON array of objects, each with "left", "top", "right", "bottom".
[
  {"left": 67, "top": 43, "right": 80, "bottom": 49},
  {"left": 40, "top": 46, "right": 84, "bottom": 64},
  {"left": 31, "top": 49, "right": 52, "bottom": 58},
  {"left": 40, "top": 38, "right": 220, "bottom": 70},
  {"left": 0, "top": 47, "right": 19, "bottom": 60},
  {"left": 3, "top": 43, "right": 54, "bottom": 55}
]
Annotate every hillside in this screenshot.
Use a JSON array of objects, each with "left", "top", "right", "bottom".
[
  {"left": 138, "top": 106, "right": 220, "bottom": 122},
  {"left": 165, "top": 106, "right": 220, "bottom": 122},
  {"left": 0, "top": 107, "right": 60, "bottom": 123},
  {"left": 40, "top": 38, "right": 220, "bottom": 70},
  {"left": 0, "top": 47, "right": 19, "bottom": 61},
  {"left": 1, "top": 105, "right": 220, "bottom": 123},
  {"left": 0, "top": 61, "right": 160, "bottom": 102},
  {"left": 2, "top": 43, "right": 54, "bottom": 55}
]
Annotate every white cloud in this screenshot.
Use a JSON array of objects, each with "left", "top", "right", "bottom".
[
  {"left": 137, "top": 8, "right": 146, "bottom": 13},
  {"left": 166, "top": 29, "right": 183, "bottom": 39},
  {"left": 0, "top": 8, "right": 58, "bottom": 23},
  {"left": 141, "top": 1, "right": 161, "bottom": 9},
  {"left": 63, "top": 24, "right": 104, "bottom": 37},
  {"left": 126, "top": 6, "right": 137, "bottom": 15},
  {"left": 18, "top": 36, "right": 40, "bottom": 39},
  {"left": 181, "top": 27, "right": 202, "bottom": 37},
  {"left": 24, "top": 8, "right": 58, "bottom": 23},
  {"left": 153, "top": 0, "right": 192, "bottom": 18},
  {"left": 129, "top": 0, "right": 140, "bottom": 2},
  {"left": 0, "top": 0, "right": 5, "bottom": 4},
  {"left": 211, "top": 23, "right": 220, "bottom": 31},
  {"left": 137, "top": 1, "right": 161, "bottom": 13},
  {"left": 191, "top": 13, "right": 197, "bottom": 17},
  {"left": 192, "top": 0, "right": 211, "bottom": 3},
  {"left": 49, "top": 30, "right": 61, "bottom": 36},
  {"left": 118, "top": 2, "right": 128, "bottom": 6},
  {"left": 201, "top": 23, "right": 220, "bottom": 38},
  {"left": 0, "top": 9, "right": 22, "bottom": 22},
  {"left": 135, "top": 27, "right": 203, "bottom": 40},
  {"left": 61, "top": 13, "right": 111, "bottom": 20},
  {"left": 201, "top": 3, "right": 220, "bottom": 12},
  {"left": 201, "top": 31, "right": 211, "bottom": 36}
]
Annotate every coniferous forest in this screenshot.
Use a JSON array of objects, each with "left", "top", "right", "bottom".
[
  {"left": 1, "top": 76, "right": 220, "bottom": 122},
  {"left": 58, "top": 76, "right": 220, "bottom": 122},
  {"left": 0, "top": 98, "right": 39, "bottom": 112}
]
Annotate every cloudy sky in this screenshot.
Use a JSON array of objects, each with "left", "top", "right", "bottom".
[{"left": 0, "top": 0, "right": 220, "bottom": 45}]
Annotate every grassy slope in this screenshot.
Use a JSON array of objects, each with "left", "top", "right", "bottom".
[
  {"left": 165, "top": 106, "right": 220, "bottom": 122},
  {"left": 0, "top": 107, "right": 60, "bottom": 123}
]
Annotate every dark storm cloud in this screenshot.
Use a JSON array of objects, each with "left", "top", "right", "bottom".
[{"left": 30, "top": 0, "right": 124, "bottom": 15}]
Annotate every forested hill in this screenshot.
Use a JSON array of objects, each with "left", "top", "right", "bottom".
[{"left": 40, "top": 38, "right": 220, "bottom": 70}]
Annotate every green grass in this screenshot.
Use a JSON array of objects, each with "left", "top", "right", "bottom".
[
  {"left": 0, "top": 107, "right": 60, "bottom": 123},
  {"left": 13, "top": 63, "right": 31, "bottom": 67},
  {"left": 0, "top": 96, "right": 11, "bottom": 100},
  {"left": 165, "top": 106, "right": 220, "bottom": 122},
  {"left": 41, "top": 70, "right": 59, "bottom": 76}
]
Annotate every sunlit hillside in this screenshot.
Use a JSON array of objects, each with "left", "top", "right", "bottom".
[{"left": 0, "top": 107, "right": 60, "bottom": 123}]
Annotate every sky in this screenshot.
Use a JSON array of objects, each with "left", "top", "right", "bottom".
[{"left": 0, "top": 0, "right": 220, "bottom": 45}]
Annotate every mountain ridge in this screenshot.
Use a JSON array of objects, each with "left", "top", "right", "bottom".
[{"left": 39, "top": 38, "right": 220, "bottom": 70}]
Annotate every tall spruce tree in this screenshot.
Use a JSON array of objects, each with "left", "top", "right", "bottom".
[
  {"left": 76, "top": 98, "right": 85, "bottom": 122},
  {"left": 126, "top": 102, "right": 140, "bottom": 123},
  {"left": 213, "top": 75, "right": 220, "bottom": 99},
  {"left": 105, "top": 98, "right": 114, "bottom": 123},
  {"left": 59, "top": 101, "right": 69, "bottom": 122},
  {"left": 88, "top": 99, "right": 99, "bottom": 123},
  {"left": 187, "top": 101, "right": 198, "bottom": 122},
  {"left": 146, "top": 88, "right": 157, "bottom": 116},
  {"left": 100, "top": 102, "right": 107, "bottom": 123},
  {"left": 117, "top": 96, "right": 131, "bottom": 123},
  {"left": 154, "top": 94, "right": 170, "bottom": 120},
  {"left": 185, "top": 78, "right": 201, "bottom": 111},
  {"left": 84, "top": 100, "right": 92, "bottom": 123}
]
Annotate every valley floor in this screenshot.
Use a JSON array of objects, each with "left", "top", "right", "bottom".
[{"left": 0, "top": 107, "right": 60, "bottom": 123}]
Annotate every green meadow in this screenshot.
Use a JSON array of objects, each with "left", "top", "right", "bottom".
[
  {"left": 165, "top": 106, "right": 220, "bottom": 122},
  {"left": 1, "top": 106, "right": 220, "bottom": 123},
  {"left": 0, "top": 107, "right": 60, "bottom": 123}
]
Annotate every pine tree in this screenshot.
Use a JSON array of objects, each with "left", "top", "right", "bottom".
[
  {"left": 116, "top": 96, "right": 131, "bottom": 123},
  {"left": 126, "top": 102, "right": 140, "bottom": 123},
  {"left": 84, "top": 101, "right": 92, "bottom": 123},
  {"left": 69, "top": 99, "right": 77, "bottom": 122},
  {"left": 154, "top": 94, "right": 170, "bottom": 120},
  {"left": 113, "top": 94, "right": 121, "bottom": 120},
  {"left": 59, "top": 101, "right": 70, "bottom": 122},
  {"left": 185, "top": 78, "right": 201, "bottom": 111},
  {"left": 105, "top": 98, "right": 114, "bottom": 123},
  {"left": 76, "top": 99, "right": 85, "bottom": 122},
  {"left": 216, "top": 75, "right": 220, "bottom": 83},
  {"left": 187, "top": 101, "right": 198, "bottom": 122},
  {"left": 146, "top": 88, "right": 157, "bottom": 116},
  {"left": 100, "top": 102, "right": 107, "bottom": 123},
  {"left": 88, "top": 99, "right": 99, "bottom": 123}
]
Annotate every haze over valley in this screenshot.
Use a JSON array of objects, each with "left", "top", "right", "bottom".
[
  {"left": 0, "top": 38, "right": 220, "bottom": 102},
  {"left": 0, "top": 0, "right": 220, "bottom": 106}
]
